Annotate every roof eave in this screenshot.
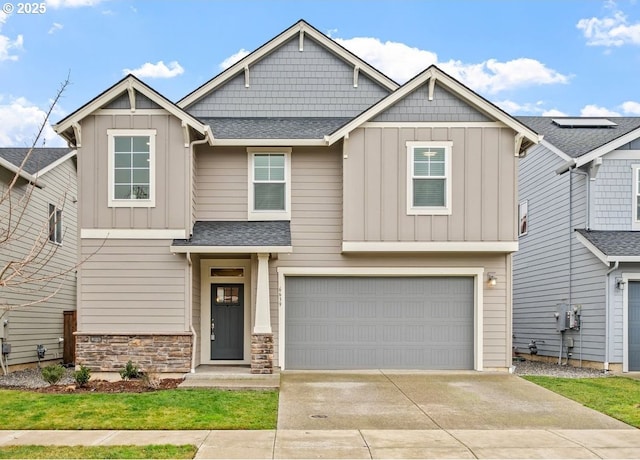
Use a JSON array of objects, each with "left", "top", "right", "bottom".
[
  {"left": 0, "top": 157, "right": 41, "bottom": 187},
  {"left": 574, "top": 124, "right": 640, "bottom": 168},
  {"left": 170, "top": 245, "right": 293, "bottom": 254}
]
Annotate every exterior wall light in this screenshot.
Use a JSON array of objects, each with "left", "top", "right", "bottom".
[
  {"left": 616, "top": 278, "right": 626, "bottom": 290},
  {"left": 487, "top": 272, "right": 497, "bottom": 287}
]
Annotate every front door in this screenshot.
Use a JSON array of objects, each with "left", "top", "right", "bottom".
[
  {"left": 211, "top": 284, "right": 244, "bottom": 360},
  {"left": 630, "top": 281, "right": 640, "bottom": 371}
]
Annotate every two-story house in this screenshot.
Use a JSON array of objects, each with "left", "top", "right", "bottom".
[
  {"left": 53, "top": 20, "right": 539, "bottom": 374},
  {"left": 0, "top": 147, "right": 77, "bottom": 372},
  {"left": 514, "top": 116, "right": 640, "bottom": 373}
]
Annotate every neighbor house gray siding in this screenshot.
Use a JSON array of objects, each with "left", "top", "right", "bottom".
[
  {"left": 373, "top": 83, "right": 492, "bottom": 123},
  {"left": 592, "top": 158, "right": 636, "bottom": 230},
  {"left": 185, "top": 37, "right": 390, "bottom": 118},
  {"left": 0, "top": 158, "right": 77, "bottom": 367}
]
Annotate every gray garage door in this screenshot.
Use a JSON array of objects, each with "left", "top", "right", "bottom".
[
  {"left": 629, "top": 281, "right": 640, "bottom": 371},
  {"left": 284, "top": 276, "right": 474, "bottom": 370}
]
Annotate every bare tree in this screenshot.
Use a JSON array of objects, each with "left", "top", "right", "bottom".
[{"left": 0, "top": 77, "right": 80, "bottom": 374}]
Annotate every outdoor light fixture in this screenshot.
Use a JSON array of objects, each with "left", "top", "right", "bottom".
[
  {"left": 616, "top": 278, "right": 626, "bottom": 290},
  {"left": 487, "top": 272, "right": 497, "bottom": 287}
]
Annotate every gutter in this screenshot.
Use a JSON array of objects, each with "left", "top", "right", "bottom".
[{"left": 555, "top": 158, "right": 577, "bottom": 176}]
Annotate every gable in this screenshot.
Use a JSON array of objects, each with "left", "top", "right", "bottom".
[
  {"left": 186, "top": 36, "right": 390, "bottom": 118},
  {"left": 373, "top": 82, "right": 491, "bottom": 123},
  {"left": 103, "top": 91, "right": 162, "bottom": 110}
]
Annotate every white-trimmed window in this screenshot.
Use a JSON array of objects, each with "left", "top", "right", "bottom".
[
  {"left": 247, "top": 148, "right": 291, "bottom": 220},
  {"left": 107, "top": 129, "right": 156, "bottom": 207},
  {"left": 406, "top": 141, "right": 452, "bottom": 215},
  {"left": 48, "top": 203, "right": 62, "bottom": 244},
  {"left": 633, "top": 165, "right": 640, "bottom": 230},
  {"left": 518, "top": 200, "right": 528, "bottom": 237}
]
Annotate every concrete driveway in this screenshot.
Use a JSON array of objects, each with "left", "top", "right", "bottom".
[{"left": 277, "top": 371, "right": 630, "bottom": 430}]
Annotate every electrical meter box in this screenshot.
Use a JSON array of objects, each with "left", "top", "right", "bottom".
[
  {"left": 556, "top": 303, "right": 581, "bottom": 331},
  {"left": 2, "top": 343, "right": 10, "bottom": 355}
]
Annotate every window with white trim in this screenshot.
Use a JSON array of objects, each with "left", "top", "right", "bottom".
[
  {"left": 518, "top": 200, "right": 528, "bottom": 237},
  {"left": 633, "top": 165, "right": 640, "bottom": 230},
  {"left": 406, "top": 141, "right": 452, "bottom": 215},
  {"left": 48, "top": 203, "right": 62, "bottom": 244},
  {"left": 107, "top": 129, "right": 156, "bottom": 207},
  {"left": 248, "top": 148, "right": 291, "bottom": 220}
]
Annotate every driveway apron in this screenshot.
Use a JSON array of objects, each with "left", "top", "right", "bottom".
[{"left": 277, "top": 371, "right": 630, "bottom": 430}]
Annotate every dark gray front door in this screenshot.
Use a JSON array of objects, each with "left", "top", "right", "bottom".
[
  {"left": 629, "top": 281, "right": 640, "bottom": 371},
  {"left": 211, "top": 284, "right": 244, "bottom": 360}
]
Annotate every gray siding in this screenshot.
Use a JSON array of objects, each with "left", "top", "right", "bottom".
[
  {"left": 186, "top": 36, "right": 390, "bottom": 118},
  {"left": 373, "top": 83, "right": 491, "bottom": 122},
  {"left": 592, "top": 158, "right": 636, "bottom": 230},
  {"left": 343, "top": 126, "right": 517, "bottom": 243},
  {"left": 0, "top": 159, "right": 78, "bottom": 367},
  {"left": 78, "top": 239, "right": 188, "bottom": 333}
]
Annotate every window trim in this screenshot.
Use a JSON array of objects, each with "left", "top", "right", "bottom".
[
  {"left": 48, "top": 203, "right": 63, "bottom": 245},
  {"left": 247, "top": 147, "right": 291, "bottom": 221},
  {"left": 518, "top": 200, "right": 528, "bottom": 237},
  {"left": 633, "top": 164, "right": 640, "bottom": 230},
  {"left": 406, "top": 141, "right": 453, "bottom": 215},
  {"left": 107, "top": 129, "right": 156, "bottom": 208}
]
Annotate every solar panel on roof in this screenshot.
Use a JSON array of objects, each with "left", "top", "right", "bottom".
[{"left": 552, "top": 118, "right": 617, "bottom": 128}]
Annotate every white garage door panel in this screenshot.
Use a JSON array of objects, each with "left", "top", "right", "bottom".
[{"left": 285, "top": 276, "right": 474, "bottom": 370}]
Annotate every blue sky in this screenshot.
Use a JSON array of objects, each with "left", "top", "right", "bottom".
[{"left": 1, "top": 0, "right": 640, "bottom": 147}]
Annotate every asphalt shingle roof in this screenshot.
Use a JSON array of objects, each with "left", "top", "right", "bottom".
[
  {"left": 517, "top": 117, "right": 640, "bottom": 159},
  {"left": 173, "top": 220, "right": 291, "bottom": 247},
  {"left": 201, "top": 117, "right": 352, "bottom": 139},
  {"left": 576, "top": 229, "right": 640, "bottom": 257},
  {"left": 0, "top": 148, "right": 73, "bottom": 175}
]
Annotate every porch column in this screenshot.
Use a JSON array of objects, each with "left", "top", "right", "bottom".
[
  {"left": 252, "top": 252, "right": 273, "bottom": 374},
  {"left": 254, "top": 253, "right": 272, "bottom": 334}
]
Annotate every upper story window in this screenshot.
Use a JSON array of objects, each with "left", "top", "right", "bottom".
[
  {"left": 518, "top": 200, "right": 528, "bottom": 237},
  {"left": 107, "top": 129, "right": 156, "bottom": 208},
  {"left": 48, "top": 204, "right": 62, "bottom": 244},
  {"left": 633, "top": 165, "right": 640, "bottom": 230},
  {"left": 247, "top": 148, "right": 291, "bottom": 220},
  {"left": 406, "top": 141, "right": 452, "bottom": 215}
]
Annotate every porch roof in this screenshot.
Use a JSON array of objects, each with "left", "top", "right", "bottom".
[
  {"left": 171, "top": 220, "right": 292, "bottom": 254},
  {"left": 201, "top": 117, "right": 351, "bottom": 139},
  {"left": 575, "top": 229, "right": 640, "bottom": 264}
]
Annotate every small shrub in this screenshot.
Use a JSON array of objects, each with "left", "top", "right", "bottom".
[
  {"left": 41, "top": 364, "right": 65, "bottom": 385},
  {"left": 73, "top": 365, "right": 91, "bottom": 387},
  {"left": 119, "top": 360, "right": 141, "bottom": 380}
]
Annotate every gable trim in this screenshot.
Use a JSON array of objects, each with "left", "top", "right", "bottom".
[
  {"left": 177, "top": 20, "right": 399, "bottom": 108},
  {"left": 34, "top": 149, "right": 77, "bottom": 177},
  {"left": 0, "top": 156, "right": 39, "bottom": 185},
  {"left": 574, "top": 125, "right": 640, "bottom": 168},
  {"left": 326, "top": 66, "right": 540, "bottom": 151},
  {"left": 541, "top": 139, "right": 573, "bottom": 163}
]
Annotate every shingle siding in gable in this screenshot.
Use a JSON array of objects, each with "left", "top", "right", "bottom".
[
  {"left": 103, "top": 92, "right": 162, "bottom": 110},
  {"left": 372, "top": 83, "right": 491, "bottom": 122},
  {"left": 185, "top": 37, "right": 390, "bottom": 118},
  {"left": 592, "top": 159, "right": 635, "bottom": 230}
]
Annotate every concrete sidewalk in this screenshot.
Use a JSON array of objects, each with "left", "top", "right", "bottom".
[{"left": 2, "top": 428, "right": 640, "bottom": 458}]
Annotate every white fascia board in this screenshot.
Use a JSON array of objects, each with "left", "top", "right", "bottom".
[
  {"left": 575, "top": 232, "right": 611, "bottom": 266},
  {"left": 342, "top": 241, "right": 519, "bottom": 253},
  {"left": 211, "top": 139, "right": 327, "bottom": 147},
  {"left": 0, "top": 157, "right": 40, "bottom": 185},
  {"left": 54, "top": 76, "right": 207, "bottom": 138},
  {"left": 575, "top": 126, "right": 640, "bottom": 168},
  {"left": 33, "top": 150, "right": 77, "bottom": 177},
  {"left": 81, "top": 229, "right": 187, "bottom": 239},
  {"left": 362, "top": 122, "right": 507, "bottom": 128},
  {"left": 177, "top": 21, "right": 398, "bottom": 108},
  {"left": 541, "top": 139, "right": 573, "bottom": 163},
  {"left": 170, "top": 245, "right": 293, "bottom": 254},
  {"left": 277, "top": 266, "right": 484, "bottom": 277}
]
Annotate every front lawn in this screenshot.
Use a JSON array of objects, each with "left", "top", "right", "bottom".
[
  {"left": 0, "top": 445, "right": 196, "bottom": 459},
  {"left": 0, "top": 389, "right": 278, "bottom": 430},
  {"left": 524, "top": 376, "right": 640, "bottom": 428}
]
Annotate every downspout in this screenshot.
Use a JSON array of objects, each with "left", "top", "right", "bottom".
[
  {"left": 186, "top": 252, "right": 196, "bottom": 373},
  {"left": 604, "top": 260, "right": 619, "bottom": 373}
]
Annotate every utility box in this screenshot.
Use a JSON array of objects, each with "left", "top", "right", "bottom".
[
  {"left": 556, "top": 303, "right": 581, "bottom": 331},
  {"left": 2, "top": 343, "right": 10, "bottom": 355}
]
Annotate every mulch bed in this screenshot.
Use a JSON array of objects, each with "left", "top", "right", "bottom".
[{"left": 5, "top": 378, "right": 184, "bottom": 394}]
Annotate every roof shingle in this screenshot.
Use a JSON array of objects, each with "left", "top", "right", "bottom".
[
  {"left": 173, "top": 220, "right": 291, "bottom": 247},
  {"left": 0, "top": 148, "right": 73, "bottom": 175},
  {"left": 576, "top": 229, "right": 640, "bottom": 257}
]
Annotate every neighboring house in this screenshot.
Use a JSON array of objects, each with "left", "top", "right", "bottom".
[
  {"left": 53, "top": 20, "right": 539, "bottom": 374},
  {"left": 0, "top": 147, "right": 77, "bottom": 372},
  {"left": 514, "top": 116, "right": 640, "bottom": 373}
]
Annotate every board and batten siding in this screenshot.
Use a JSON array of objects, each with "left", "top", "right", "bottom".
[
  {"left": 0, "top": 159, "right": 77, "bottom": 366},
  {"left": 78, "top": 114, "right": 190, "bottom": 231},
  {"left": 343, "top": 126, "right": 517, "bottom": 243},
  {"left": 78, "top": 239, "right": 188, "bottom": 333}
]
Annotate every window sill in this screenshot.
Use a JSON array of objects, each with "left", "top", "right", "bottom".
[
  {"left": 407, "top": 207, "right": 452, "bottom": 216},
  {"left": 248, "top": 210, "right": 291, "bottom": 221},
  {"left": 108, "top": 199, "right": 156, "bottom": 208}
]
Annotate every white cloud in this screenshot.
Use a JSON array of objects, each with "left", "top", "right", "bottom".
[
  {"left": 336, "top": 37, "right": 438, "bottom": 83},
  {"left": 123, "top": 60, "right": 184, "bottom": 79},
  {"left": 542, "top": 109, "right": 568, "bottom": 117},
  {"left": 494, "top": 99, "right": 546, "bottom": 114},
  {"left": 46, "top": 0, "right": 104, "bottom": 8},
  {"left": 577, "top": 4, "right": 640, "bottom": 47},
  {"left": 48, "top": 23, "right": 63, "bottom": 34},
  {"left": 0, "top": 96, "right": 66, "bottom": 147},
  {"left": 622, "top": 101, "right": 640, "bottom": 114},
  {"left": 580, "top": 104, "right": 621, "bottom": 116},
  {"left": 0, "top": 12, "right": 23, "bottom": 62},
  {"left": 219, "top": 49, "right": 250, "bottom": 70}
]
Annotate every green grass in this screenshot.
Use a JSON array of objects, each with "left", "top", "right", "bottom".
[
  {"left": 0, "top": 445, "right": 196, "bottom": 459},
  {"left": 524, "top": 376, "right": 640, "bottom": 428},
  {"left": 0, "top": 389, "right": 278, "bottom": 430}
]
